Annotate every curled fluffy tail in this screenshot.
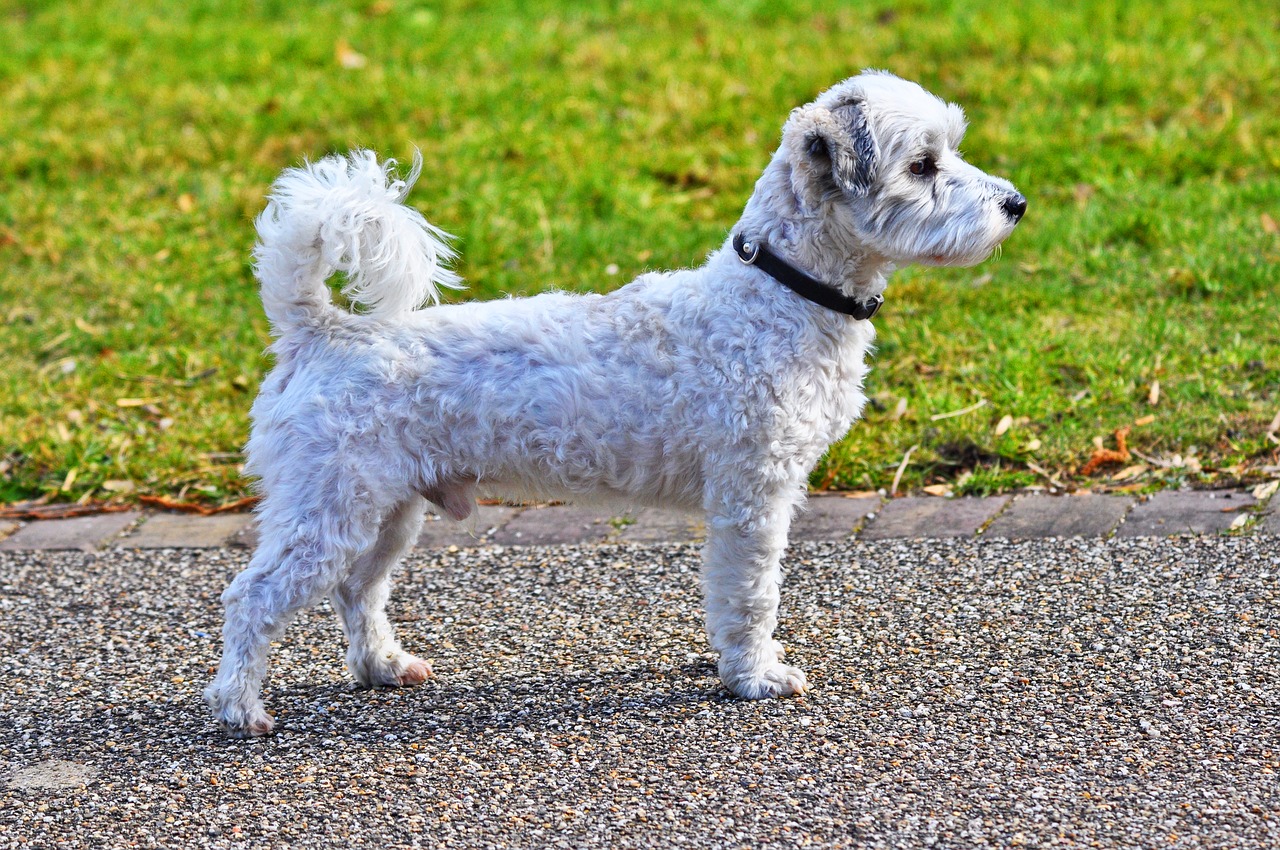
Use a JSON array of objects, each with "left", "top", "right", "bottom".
[{"left": 252, "top": 150, "right": 461, "bottom": 334}]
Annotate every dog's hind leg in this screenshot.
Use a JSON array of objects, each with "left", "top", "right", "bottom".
[
  {"left": 700, "top": 487, "right": 809, "bottom": 700},
  {"left": 204, "top": 500, "right": 381, "bottom": 738},
  {"left": 331, "top": 496, "right": 433, "bottom": 688}
]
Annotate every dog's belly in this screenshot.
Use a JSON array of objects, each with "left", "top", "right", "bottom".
[
  {"left": 474, "top": 472, "right": 703, "bottom": 513},
  {"left": 416, "top": 403, "right": 707, "bottom": 511}
]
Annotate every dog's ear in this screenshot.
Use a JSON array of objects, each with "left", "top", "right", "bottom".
[
  {"left": 786, "top": 101, "right": 878, "bottom": 208},
  {"left": 826, "top": 102, "right": 878, "bottom": 197}
]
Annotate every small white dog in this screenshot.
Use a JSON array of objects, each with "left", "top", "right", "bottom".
[{"left": 206, "top": 70, "right": 1025, "bottom": 737}]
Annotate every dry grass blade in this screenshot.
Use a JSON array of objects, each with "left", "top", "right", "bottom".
[
  {"left": 890, "top": 444, "right": 919, "bottom": 496},
  {"left": 930, "top": 399, "right": 989, "bottom": 422}
]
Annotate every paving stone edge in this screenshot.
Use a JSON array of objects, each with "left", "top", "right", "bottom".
[{"left": 0, "top": 489, "right": 1275, "bottom": 552}]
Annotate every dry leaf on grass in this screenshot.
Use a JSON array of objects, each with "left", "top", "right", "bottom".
[
  {"left": 1109, "top": 464, "right": 1148, "bottom": 482},
  {"left": 0, "top": 502, "right": 135, "bottom": 520},
  {"left": 1079, "top": 426, "right": 1131, "bottom": 476},
  {"left": 335, "top": 39, "right": 367, "bottom": 68},
  {"left": 1026, "top": 461, "right": 1065, "bottom": 489},
  {"left": 813, "top": 465, "right": 838, "bottom": 490},
  {"left": 138, "top": 495, "right": 260, "bottom": 515}
]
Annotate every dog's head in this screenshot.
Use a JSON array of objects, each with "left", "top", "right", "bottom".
[{"left": 782, "top": 70, "right": 1025, "bottom": 268}]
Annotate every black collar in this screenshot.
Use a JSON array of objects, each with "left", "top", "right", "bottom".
[{"left": 732, "top": 232, "right": 883, "bottom": 320}]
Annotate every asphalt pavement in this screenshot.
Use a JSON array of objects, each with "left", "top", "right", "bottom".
[{"left": 1, "top": 496, "right": 1278, "bottom": 848}]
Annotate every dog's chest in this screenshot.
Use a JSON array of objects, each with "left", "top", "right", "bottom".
[
  {"left": 785, "top": 326, "right": 872, "bottom": 442},
  {"left": 695, "top": 304, "right": 872, "bottom": 467}
]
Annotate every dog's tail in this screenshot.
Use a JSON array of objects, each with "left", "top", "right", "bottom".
[{"left": 252, "top": 149, "right": 461, "bottom": 334}]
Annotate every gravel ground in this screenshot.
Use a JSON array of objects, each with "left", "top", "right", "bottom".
[{"left": 1, "top": 537, "right": 1278, "bottom": 849}]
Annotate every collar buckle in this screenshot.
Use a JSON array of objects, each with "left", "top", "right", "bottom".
[
  {"left": 862, "top": 294, "right": 884, "bottom": 320},
  {"left": 736, "top": 238, "right": 760, "bottom": 265}
]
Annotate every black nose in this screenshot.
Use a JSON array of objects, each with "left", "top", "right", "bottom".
[{"left": 1001, "top": 193, "right": 1027, "bottom": 222}]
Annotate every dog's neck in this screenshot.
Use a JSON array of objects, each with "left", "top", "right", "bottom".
[{"left": 734, "top": 157, "right": 894, "bottom": 300}]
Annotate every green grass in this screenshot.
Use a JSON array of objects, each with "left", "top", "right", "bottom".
[{"left": 2, "top": 0, "right": 1278, "bottom": 505}]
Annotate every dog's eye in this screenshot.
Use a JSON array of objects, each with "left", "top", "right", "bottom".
[{"left": 909, "top": 157, "right": 936, "bottom": 177}]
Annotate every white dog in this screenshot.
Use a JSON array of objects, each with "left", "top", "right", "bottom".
[{"left": 206, "top": 70, "right": 1025, "bottom": 737}]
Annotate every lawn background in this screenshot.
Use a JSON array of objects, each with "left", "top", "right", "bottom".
[{"left": 1, "top": 0, "right": 1278, "bottom": 506}]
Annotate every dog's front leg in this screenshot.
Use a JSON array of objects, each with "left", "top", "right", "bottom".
[{"left": 701, "top": 495, "right": 808, "bottom": 699}]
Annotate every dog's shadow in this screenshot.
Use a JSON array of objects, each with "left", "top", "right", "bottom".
[{"left": 260, "top": 659, "right": 734, "bottom": 741}]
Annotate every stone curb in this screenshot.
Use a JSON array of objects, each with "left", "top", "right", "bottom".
[{"left": 0, "top": 489, "right": 1274, "bottom": 552}]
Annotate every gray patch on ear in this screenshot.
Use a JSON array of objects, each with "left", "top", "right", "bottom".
[{"left": 828, "top": 103, "right": 878, "bottom": 196}]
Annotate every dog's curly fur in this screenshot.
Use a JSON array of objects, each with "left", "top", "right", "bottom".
[{"left": 206, "top": 71, "right": 1025, "bottom": 737}]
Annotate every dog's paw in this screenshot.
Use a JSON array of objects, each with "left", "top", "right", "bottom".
[
  {"left": 720, "top": 660, "right": 809, "bottom": 700},
  {"left": 223, "top": 710, "right": 276, "bottom": 739},
  {"left": 204, "top": 684, "right": 275, "bottom": 738},
  {"left": 393, "top": 656, "right": 433, "bottom": 687},
  {"left": 348, "top": 649, "right": 433, "bottom": 689}
]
